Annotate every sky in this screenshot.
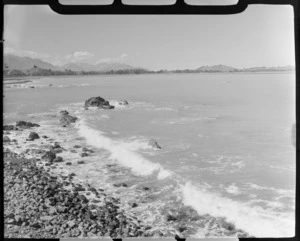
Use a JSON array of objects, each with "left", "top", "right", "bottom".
[{"left": 3, "top": 3, "right": 295, "bottom": 70}]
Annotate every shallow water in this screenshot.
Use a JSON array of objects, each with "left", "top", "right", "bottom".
[{"left": 3, "top": 73, "right": 296, "bottom": 237}]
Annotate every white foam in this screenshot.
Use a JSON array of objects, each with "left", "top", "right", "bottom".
[
  {"left": 75, "top": 119, "right": 172, "bottom": 179},
  {"left": 182, "top": 182, "right": 295, "bottom": 237},
  {"left": 225, "top": 183, "right": 240, "bottom": 195}
]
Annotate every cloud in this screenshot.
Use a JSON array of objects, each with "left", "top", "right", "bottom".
[
  {"left": 63, "top": 51, "right": 94, "bottom": 63},
  {"left": 4, "top": 47, "right": 94, "bottom": 66},
  {"left": 96, "top": 53, "right": 128, "bottom": 64}
]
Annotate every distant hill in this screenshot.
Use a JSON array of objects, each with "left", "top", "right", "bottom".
[
  {"left": 4, "top": 54, "right": 59, "bottom": 71},
  {"left": 4, "top": 54, "right": 139, "bottom": 73},
  {"left": 197, "top": 64, "right": 238, "bottom": 72},
  {"left": 242, "top": 66, "right": 295, "bottom": 72}
]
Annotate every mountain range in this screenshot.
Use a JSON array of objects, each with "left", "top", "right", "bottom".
[
  {"left": 3, "top": 54, "right": 295, "bottom": 76},
  {"left": 3, "top": 54, "right": 139, "bottom": 72}
]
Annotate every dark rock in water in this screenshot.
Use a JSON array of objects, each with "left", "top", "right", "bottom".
[
  {"left": 119, "top": 100, "right": 129, "bottom": 105},
  {"left": 82, "top": 147, "right": 94, "bottom": 153},
  {"left": 16, "top": 121, "right": 40, "bottom": 128},
  {"left": 143, "top": 187, "right": 150, "bottom": 191},
  {"left": 148, "top": 139, "right": 161, "bottom": 149},
  {"left": 3, "top": 125, "right": 17, "bottom": 130},
  {"left": 3, "top": 136, "right": 10, "bottom": 142},
  {"left": 53, "top": 156, "right": 63, "bottom": 162},
  {"left": 27, "top": 132, "right": 40, "bottom": 141},
  {"left": 84, "top": 96, "right": 115, "bottom": 109},
  {"left": 131, "top": 203, "right": 138, "bottom": 208},
  {"left": 80, "top": 153, "right": 88, "bottom": 157},
  {"left": 77, "top": 160, "right": 85, "bottom": 164},
  {"left": 42, "top": 135, "right": 48, "bottom": 139},
  {"left": 29, "top": 86, "right": 35, "bottom": 89},
  {"left": 113, "top": 183, "right": 128, "bottom": 188},
  {"left": 66, "top": 162, "right": 72, "bottom": 166},
  {"left": 59, "top": 110, "right": 69, "bottom": 116},
  {"left": 59, "top": 114, "right": 78, "bottom": 126},
  {"left": 42, "top": 151, "right": 56, "bottom": 162},
  {"left": 73, "top": 145, "right": 81, "bottom": 149}
]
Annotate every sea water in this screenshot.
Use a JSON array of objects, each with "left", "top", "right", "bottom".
[{"left": 3, "top": 73, "right": 296, "bottom": 237}]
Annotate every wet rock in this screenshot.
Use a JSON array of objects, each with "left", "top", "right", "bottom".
[
  {"left": 3, "top": 136, "right": 10, "bottom": 142},
  {"left": 131, "top": 203, "right": 138, "bottom": 208},
  {"left": 42, "top": 135, "right": 48, "bottom": 139},
  {"left": 27, "top": 132, "right": 40, "bottom": 141},
  {"left": 77, "top": 161, "right": 85, "bottom": 164},
  {"left": 119, "top": 100, "right": 129, "bottom": 105},
  {"left": 73, "top": 145, "right": 81, "bottom": 149},
  {"left": 82, "top": 147, "right": 94, "bottom": 153},
  {"left": 143, "top": 187, "right": 150, "bottom": 191},
  {"left": 59, "top": 114, "right": 78, "bottom": 126},
  {"left": 42, "top": 151, "right": 56, "bottom": 162},
  {"left": 148, "top": 139, "right": 161, "bottom": 149},
  {"left": 3, "top": 125, "right": 17, "bottom": 130},
  {"left": 53, "top": 156, "right": 63, "bottom": 163},
  {"left": 66, "top": 162, "right": 72, "bottom": 166},
  {"left": 59, "top": 110, "right": 69, "bottom": 116},
  {"left": 87, "top": 187, "right": 97, "bottom": 192},
  {"left": 84, "top": 96, "right": 115, "bottom": 109},
  {"left": 80, "top": 153, "right": 88, "bottom": 157},
  {"left": 16, "top": 121, "right": 40, "bottom": 128}
]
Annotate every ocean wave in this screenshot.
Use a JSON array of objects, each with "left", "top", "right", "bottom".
[
  {"left": 75, "top": 119, "right": 172, "bottom": 180},
  {"left": 182, "top": 182, "right": 294, "bottom": 237}
]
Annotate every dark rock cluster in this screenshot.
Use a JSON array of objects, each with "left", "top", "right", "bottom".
[
  {"left": 84, "top": 96, "right": 114, "bottom": 109},
  {"left": 16, "top": 121, "right": 40, "bottom": 128}
]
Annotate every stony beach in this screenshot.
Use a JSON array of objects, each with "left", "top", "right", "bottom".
[
  {"left": 3, "top": 113, "right": 159, "bottom": 238},
  {"left": 4, "top": 145, "right": 156, "bottom": 238}
]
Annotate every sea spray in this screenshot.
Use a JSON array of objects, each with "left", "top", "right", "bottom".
[
  {"left": 181, "top": 182, "right": 295, "bottom": 237},
  {"left": 75, "top": 119, "right": 172, "bottom": 179}
]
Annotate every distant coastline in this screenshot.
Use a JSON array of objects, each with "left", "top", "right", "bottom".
[{"left": 3, "top": 54, "right": 295, "bottom": 78}]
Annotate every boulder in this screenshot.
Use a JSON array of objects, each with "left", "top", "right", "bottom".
[
  {"left": 80, "top": 153, "right": 88, "bottom": 157},
  {"left": 84, "top": 96, "right": 115, "bottom": 109},
  {"left": 42, "top": 151, "right": 56, "bottom": 162},
  {"left": 27, "top": 132, "right": 40, "bottom": 141},
  {"left": 59, "top": 110, "right": 69, "bottom": 116},
  {"left": 59, "top": 114, "right": 78, "bottom": 126},
  {"left": 3, "top": 136, "right": 10, "bottom": 142},
  {"left": 53, "top": 156, "right": 63, "bottom": 163},
  {"left": 3, "top": 125, "right": 17, "bottom": 130},
  {"left": 148, "top": 139, "right": 162, "bottom": 149},
  {"left": 16, "top": 121, "right": 40, "bottom": 128},
  {"left": 82, "top": 147, "right": 94, "bottom": 153}
]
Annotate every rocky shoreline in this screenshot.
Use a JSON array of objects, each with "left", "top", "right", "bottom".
[
  {"left": 4, "top": 156, "right": 157, "bottom": 238},
  {"left": 3, "top": 119, "right": 159, "bottom": 238},
  {"left": 3, "top": 108, "right": 250, "bottom": 238}
]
